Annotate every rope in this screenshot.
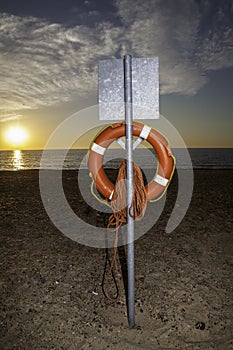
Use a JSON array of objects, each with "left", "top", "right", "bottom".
[
  {"left": 102, "top": 226, "right": 121, "bottom": 302},
  {"left": 108, "top": 160, "right": 147, "bottom": 225},
  {"left": 103, "top": 160, "right": 147, "bottom": 302},
  {"left": 90, "top": 174, "right": 112, "bottom": 208}
]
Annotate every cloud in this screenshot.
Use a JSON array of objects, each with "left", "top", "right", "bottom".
[
  {"left": 0, "top": 13, "right": 123, "bottom": 120},
  {"left": 0, "top": 112, "right": 22, "bottom": 123},
  {"left": 195, "top": 0, "right": 233, "bottom": 70},
  {"left": 115, "top": 0, "right": 204, "bottom": 94},
  {"left": 116, "top": 0, "right": 233, "bottom": 95},
  {"left": 116, "top": 0, "right": 233, "bottom": 94},
  {"left": 0, "top": 1, "right": 232, "bottom": 121}
]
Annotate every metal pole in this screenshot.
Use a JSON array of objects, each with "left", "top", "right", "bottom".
[{"left": 124, "top": 54, "right": 135, "bottom": 328}]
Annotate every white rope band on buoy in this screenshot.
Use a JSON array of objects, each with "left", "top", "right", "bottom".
[
  {"left": 154, "top": 174, "right": 169, "bottom": 187},
  {"left": 91, "top": 142, "right": 106, "bottom": 155},
  {"left": 139, "top": 125, "right": 151, "bottom": 140}
]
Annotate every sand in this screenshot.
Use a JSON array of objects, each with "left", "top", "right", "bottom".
[{"left": 0, "top": 169, "right": 232, "bottom": 350}]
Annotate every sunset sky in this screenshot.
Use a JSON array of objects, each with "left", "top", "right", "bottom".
[{"left": 0, "top": 0, "right": 232, "bottom": 150}]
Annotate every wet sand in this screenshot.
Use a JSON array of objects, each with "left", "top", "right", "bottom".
[{"left": 0, "top": 169, "right": 232, "bottom": 349}]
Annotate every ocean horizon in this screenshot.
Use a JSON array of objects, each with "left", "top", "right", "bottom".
[{"left": 0, "top": 148, "right": 232, "bottom": 171}]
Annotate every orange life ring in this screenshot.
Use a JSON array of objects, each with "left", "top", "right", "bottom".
[{"left": 88, "top": 121, "right": 175, "bottom": 201}]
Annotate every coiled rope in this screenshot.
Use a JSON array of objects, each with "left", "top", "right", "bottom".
[{"left": 103, "top": 159, "right": 147, "bottom": 302}]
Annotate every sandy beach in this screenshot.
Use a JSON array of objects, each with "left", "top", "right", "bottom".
[{"left": 0, "top": 169, "right": 232, "bottom": 349}]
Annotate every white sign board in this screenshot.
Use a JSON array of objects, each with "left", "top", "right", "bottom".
[{"left": 98, "top": 57, "right": 159, "bottom": 120}]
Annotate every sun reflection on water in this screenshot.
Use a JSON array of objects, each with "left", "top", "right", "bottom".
[{"left": 12, "top": 150, "right": 24, "bottom": 170}]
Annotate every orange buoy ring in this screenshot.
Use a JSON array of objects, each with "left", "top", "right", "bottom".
[{"left": 88, "top": 121, "right": 175, "bottom": 202}]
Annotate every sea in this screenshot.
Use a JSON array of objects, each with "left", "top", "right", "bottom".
[{"left": 0, "top": 148, "right": 232, "bottom": 171}]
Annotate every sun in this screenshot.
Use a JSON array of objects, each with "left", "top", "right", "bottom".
[{"left": 5, "top": 126, "right": 28, "bottom": 147}]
